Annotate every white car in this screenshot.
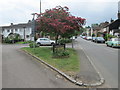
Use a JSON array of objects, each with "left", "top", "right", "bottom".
[
  {"left": 86, "top": 36, "right": 92, "bottom": 40},
  {"left": 82, "top": 36, "right": 86, "bottom": 39},
  {"left": 70, "top": 36, "right": 77, "bottom": 40},
  {"left": 36, "top": 38, "right": 55, "bottom": 46}
]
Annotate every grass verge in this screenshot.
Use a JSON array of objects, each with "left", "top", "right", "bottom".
[
  {"left": 16, "top": 41, "right": 33, "bottom": 44},
  {"left": 21, "top": 47, "right": 80, "bottom": 75}
]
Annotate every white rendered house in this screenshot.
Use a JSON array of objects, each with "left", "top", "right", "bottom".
[{"left": 0, "top": 22, "right": 34, "bottom": 41}]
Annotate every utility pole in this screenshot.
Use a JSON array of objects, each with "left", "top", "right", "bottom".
[
  {"left": 40, "top": 0, "right": 41, "bottom": 14},
  {"left": 31, "top": 13, "right": 36, "bottom": 41},
  {"left": 23, "top": 27, "right": 26, "bottom": 41}
]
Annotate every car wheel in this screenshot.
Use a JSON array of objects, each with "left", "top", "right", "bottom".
[
  {"left": 37, "top": 42, "right": 41, "bottom": 46},
  {"left": 106, "top": 43, "right": 109, "bottom": 47},
  {"left": 51, "top": 42, "right": 54, "bottom": 46},
  {"left": 111, "top": 44, "right": 114, "bottom": 48}
]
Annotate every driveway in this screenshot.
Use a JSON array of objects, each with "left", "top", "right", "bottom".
[{"left": 2, "top": 44, "right": 79, "bottom": 88}]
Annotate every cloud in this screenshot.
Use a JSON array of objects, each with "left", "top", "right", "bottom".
[{"left": 0, "top": 0, "right": 119, "bottom": 26}]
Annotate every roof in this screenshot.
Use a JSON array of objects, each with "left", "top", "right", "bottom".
[
  {"left": 0, "top": 22, "right": 32, "bottom": 29},
  {"left": 106, "top": 19, "right": 120, "bottom": 30},
  {"left": 91, "top": 22, "right": 109, "bottom": 31}
]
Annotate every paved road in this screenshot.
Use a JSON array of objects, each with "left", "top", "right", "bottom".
[
  {"left": 2, "top": 44, "right": 79, "bottom": 88},
  {"left": 76, "top": 37, "right": 118, "bottom": 88}
]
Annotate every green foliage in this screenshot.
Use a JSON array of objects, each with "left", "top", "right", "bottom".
[
  {"left": 3, "top": 33, "right": 22, "bottom": 43},
  {"left": 53, "top": 45, "right": 69, "bottom": 58},
  {"left": 3, "top": 37, "right": 12, "bottom": 43},
  {"left": 29, "top": 43, "right": 39, "bottom": 48},
  {"left": 16, "top": 41, "right": 33, "bottom": 44},
  {"left": 53, "top": 50, "right": 69, "bottom": 58},
  {"left": 21, "top": 47, "right": 80, "bottom": 73},
  {"left": 58, "top": 38, "right": 72, "bottom": 44},
  {"left": 92, "top": 33, "right": 95, "bottom": 37},
  {"left": 104, "top": 34, "right": 116, "bottom": 40}
]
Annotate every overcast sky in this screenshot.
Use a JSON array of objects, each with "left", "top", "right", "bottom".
[{"left": 0, "top": 0, "right": 119, "bottom": 26}]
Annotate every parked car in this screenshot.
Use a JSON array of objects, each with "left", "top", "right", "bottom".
[
  {"left": 36, "top": 38, "right": 55, "bottom": 46},
  {"left": 92, "top": 37, "right": 96, "bottom": 42},
  {"left": 80, "top": 35, "right": 82, "bottom": 37},
  {"left": 70, "top": 36, "right": 77, "bottom": 40},
  {"left": 82, "top": 36, "right": 87, "bottom": 39},
  {"left": 105, "top": 38, "right": 120, "bottom": 47},
  {"left": 86, "top": 36, "right": 92, "bottom": 40},
  {"left": 94, "top": 37, "right": 105, "bottom": 43}
]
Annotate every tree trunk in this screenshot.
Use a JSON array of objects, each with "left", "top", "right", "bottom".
[{"left": 55, "top": 34, "right": 59, "bottom": 44}]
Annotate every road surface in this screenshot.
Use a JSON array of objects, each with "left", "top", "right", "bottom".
[
  {"left": 2, "top": 44, "right": 79, "bottom": 88},
  {"left": 76, "top": 37, "right": 118, "bottom": 88}
]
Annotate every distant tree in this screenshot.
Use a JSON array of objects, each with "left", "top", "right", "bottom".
[{"left": 36, "top": 6, "right": 86, "bottom": 44}]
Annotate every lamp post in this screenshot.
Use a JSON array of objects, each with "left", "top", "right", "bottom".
[
  {"left": 23, "top": 27, "right": 26, "bottom": 41},
  {"left": 31, "top": 13, "right": 36, "bottom": 41}
]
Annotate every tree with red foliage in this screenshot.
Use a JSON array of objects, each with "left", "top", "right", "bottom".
[{"left": 36, "top": 6, "right": 86, "bottom": 44}]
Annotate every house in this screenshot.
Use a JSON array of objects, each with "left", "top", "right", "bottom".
[
  {"left": 91, "top": 24, "right": 101, "bottom": 37},
  {"left": 105, "top": 19, "right": 120, "bottom": 37},
  {"left": 85, "top": 26, "right": 91, "bottom": 36},
  {"left": 103, "top": 1, "right": 120, "bottom": 38},
  {"left": 0, "top": 21, "right": 35, "bottom": 41}
]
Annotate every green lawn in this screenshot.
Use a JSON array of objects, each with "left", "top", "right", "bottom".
[
  {"left": 21, "top": 47, "right": 80, "bottom": 75},
  {"left": 16, "top": 41, "right": 33, "bottom": 44}
]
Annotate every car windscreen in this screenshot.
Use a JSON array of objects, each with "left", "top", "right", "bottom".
[
  {"left": 97, "top": 37, "right": 104, "bottom": 40},
  {"left": 40, "top": 38, "right": 49, "bottom": 41}
]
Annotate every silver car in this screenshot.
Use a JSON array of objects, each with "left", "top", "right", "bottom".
[{"left": 36, "top": 38, "right": 55, "bottom": 46}]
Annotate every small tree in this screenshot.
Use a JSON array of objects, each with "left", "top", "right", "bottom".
[{"left": 36, "top": 6, "right": 86, "bottom": 44}]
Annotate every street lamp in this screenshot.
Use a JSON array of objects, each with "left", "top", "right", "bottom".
[
  {"left": 31, "top": 13, "right": 36, "bottom": 41},
  {"left": 23, "top": 27, "right": 26, "bottom": 41}
]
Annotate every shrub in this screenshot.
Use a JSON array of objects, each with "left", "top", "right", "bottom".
[
  {"left": 53, "top": 50, "right": 69, "bottom": 58},
  {"left": 58, "top": 38, "right": 72, "bottom": 44},
  {"left": 104, "top": 34, "right": 116, "bottom": 41},
  {"left": 3, "top": 33, "right": 22, "bottom": 43},
  {"left": 29, "top": 43, "right": 39, "bottom": 48},
  {"left": 3, "top": 37, "right": 12, "bottom": 43}
]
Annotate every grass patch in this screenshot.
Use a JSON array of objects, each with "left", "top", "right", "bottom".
[
  {"left": 21, "top": 47, "right": 80, "bottom": 75},
  {"left": 16, "top": 41, "right": 33, "bottom": 44}
]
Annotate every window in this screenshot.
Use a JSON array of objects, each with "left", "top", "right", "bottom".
[
  {"left": 26, "top": 35, "right": 29, "bottom": 38},
  {"left": 7, "top": 30, "right": 10, "bottom": 32},
  {"left": 2, "top": 29, "right": 4, "bottom": 33},
  {"left": 11, "top": 29, "right": 13, "bottom": 33},
  {"left": 19, "top": 29, "right": 22, "bottom": 32},
  {"left": 15, "top": 29, "right": 18, "bottom": 32}
]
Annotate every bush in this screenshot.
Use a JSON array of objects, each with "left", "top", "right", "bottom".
[
  {"left": 29, "top": 43, "right": 39, "bottom": 48},
  {"left": 58, "top": 38, "right": 72, "bottom": 44},
  {"left": 104, "top": 34, "right": 116, "bottom": 41},
  {"left": 53, "top": 50, "right": 69, "bottom": 58},
  {"left": 3, "top": 33, "right": 22, "bottom": 43},
  {"left": 3, "top": 37, "right": 12, "bottom": 43}
]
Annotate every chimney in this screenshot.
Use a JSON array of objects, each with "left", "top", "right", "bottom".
[
  {"left": 28, "top": 20, "right": 31, "bottom": 23},
  {"left": 110, "top": 18, "right": 114, "bottom": 23},
  {"left": 11, "top": 23, "right": 13, "bottom": 26}
]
